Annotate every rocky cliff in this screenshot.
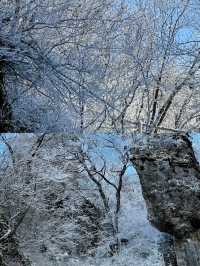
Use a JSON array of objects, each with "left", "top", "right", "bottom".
[{"left": 130, "top": 133, "right": 200, "bottom": 266}]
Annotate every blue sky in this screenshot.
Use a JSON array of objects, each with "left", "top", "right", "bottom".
[
  {"left": 0, "top": 142, "right": 5, "bottom": 154},
  {"left": 190, "top": 133, "right": 200, "bottom": 163},
  {"left": 0, "top": 134, "right": 16, "bottom": 154}
]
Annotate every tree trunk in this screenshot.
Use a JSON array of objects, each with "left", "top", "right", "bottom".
[
  {"left": 0, "top": 61, "right": 13, "bottom": 132},
  {"left": 0, "top": 208, "right": 31, "bottom": 266},
  {"left": 130, "top": 133, "right": 200, "bottom": 266}
]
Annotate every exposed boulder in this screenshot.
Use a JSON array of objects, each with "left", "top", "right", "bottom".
[{"left": 130, "top": 133, "right": 200, "bottom": 266}]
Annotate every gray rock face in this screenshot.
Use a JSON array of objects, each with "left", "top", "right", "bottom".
[{"left": 130, "top": 134, "right": 200, "bottom": 239}]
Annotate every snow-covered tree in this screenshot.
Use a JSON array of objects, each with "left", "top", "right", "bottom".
[{"left": 0, "top": 133, "right": 163, "bottom": 265}]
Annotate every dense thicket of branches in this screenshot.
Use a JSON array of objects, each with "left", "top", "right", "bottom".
[
  {"left": 1, "top": 0, "right": 200, "bottom": 133},
  {"left": 0, "top": 134, "right": 133, "bottom": 262}
]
